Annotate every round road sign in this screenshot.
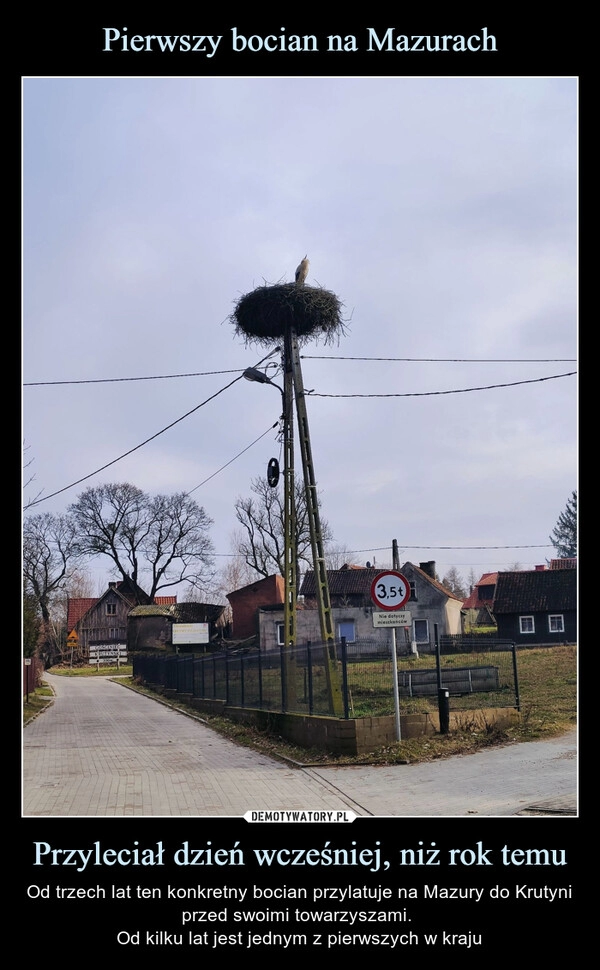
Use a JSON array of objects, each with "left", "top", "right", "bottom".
[{"left": 370, "top": 570, "right": 411, "bottom": 611}]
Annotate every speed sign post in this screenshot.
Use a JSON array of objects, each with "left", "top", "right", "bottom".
[{"left": 371, "top": 571, "right": 410, "bottom": 741}]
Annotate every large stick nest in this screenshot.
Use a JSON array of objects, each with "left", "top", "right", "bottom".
[{"left": 230, "top": 283, "right": 347, "bottom": 347}]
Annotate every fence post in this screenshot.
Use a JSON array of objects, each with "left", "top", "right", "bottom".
[
  {"left": 511, "top": 641, "right": 521, "bottom": 711},
  {"left": 434, "top": 623, "right": 450, "bottom": 732},
  {"left": 258, "top": 646, "right": 263, "bottom": 708},
  {"left": 434, "top": 623, "right": 441, "bottom": 690},
  {"left": 307, "top": 641, "right": 313, "bottom": 715},
  {"left": 340, "top": 637, "right": 349, "bottom": 719},
  {"left": 280, "top": 643, "right": 286, "bottom": 713}
]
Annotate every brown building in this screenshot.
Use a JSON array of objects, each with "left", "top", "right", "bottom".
[
  {"left": 127, "top": 601, "right": 227, "bottom": 653},
  {"left": 226, "top": 574, "right": 285, "bottom": 639},
  {"left": 66, "top": 578, "right": 153, "bottom": 661}
]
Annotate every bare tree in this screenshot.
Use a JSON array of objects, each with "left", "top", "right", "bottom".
[
  {"left": 68, "top": 483, "right": 148, "bottom": 589},
  {"left": 22, "top": 441, "right": 43, "bottom": 510},
  {"left": 68, "top": 483, "right": 215, "bottom": 600},
  {"left": 218, "top": 536, "right": 258, "bottom": 594},
  {"left": 441, "top": 566, "right": 468, "bottom": 599},
  {"left": 324, "top": 543, "right": 362, "bottom": 570},
  {"left": 234, "top": 475, "right": 333, "bottom": 579},
  {"left": 64, "top": 569, "right": 98, "bottom": 599},
  {"left": 144, "top": 492, "right": 215, "bottom": 597},
  {"left": 212, "top": 544, "right": 258, "bottom": 627},
  {"left": 23, "top": 513, "right": 81, "bottom": 661}
]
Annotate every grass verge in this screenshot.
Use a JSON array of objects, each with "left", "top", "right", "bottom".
[
  {"left": 23, "top": 683, "right": 55, "bottom": 726},
  {"left": 46, "top": 663, "right": 133, "bottom": 677}
]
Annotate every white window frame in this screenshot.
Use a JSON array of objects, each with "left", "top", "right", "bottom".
[
  {"left": 337, "top": 620, "right": 356, "bottom": 643},
  {"left": 409, "top": 581, "right": 418, "bottom": 601},
  {"left": 413, "top": 618, "right": 429, "bottom": 643},
  {"left": 548, "top": 614, "right": 565, "bottom": 633},
  {"left": 519, "top": 615, "right": 535, "bottom": 634},
  {"left": 275, "top": 622, "right": 285, "bottom": 646},
  {"left": 106, "top": 603, "right": 117, "bottom": 615}
]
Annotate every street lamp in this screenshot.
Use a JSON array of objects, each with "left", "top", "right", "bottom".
[
  {"left": 243, "top": 367, "right": 277, "bottom": 385},
  {"left": 243, "top": 367, "right": 284, "bottom": 413}
]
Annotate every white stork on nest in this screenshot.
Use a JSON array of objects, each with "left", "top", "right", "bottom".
[{"left": 295, "top": 255, "right": 309, "bottom": 285}]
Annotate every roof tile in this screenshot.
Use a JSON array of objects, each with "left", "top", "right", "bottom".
[{"left": 493, "top": 568, "right": 576, "bottom": 613}]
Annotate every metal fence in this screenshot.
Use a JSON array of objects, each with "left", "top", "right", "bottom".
[{"left": 133, "top": 635, "right": 519, "bottom": 719}]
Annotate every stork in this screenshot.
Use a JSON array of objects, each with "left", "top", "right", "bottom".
[{"left": 295, "top": 255, "right": 309, "bottom": 285}]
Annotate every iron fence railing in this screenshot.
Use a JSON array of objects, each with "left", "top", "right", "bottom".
[{"left": 133, "top": 635, "right": 520, "bottom": 719}]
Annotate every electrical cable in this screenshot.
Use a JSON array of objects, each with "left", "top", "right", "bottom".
[
  {"left": 336, "top": 544, "right": 554, "bottom": 552},
  {"left": 24, "top": 369, "right": 244, "bottom": 387},
  {"left": 26, "top": 349, "right": 280, "bottom": 508},
  {"left": 186, "top": 423, "right": 279, "bottom": 495},
  {"left": 308, "top": 372, "right": 575, "bottom": 398},
  {"left": 302, "top": 355, "right": 577, "bottom": 363},
  {"left": 24, "top": 355, "right": 576, "bottom": 387}
]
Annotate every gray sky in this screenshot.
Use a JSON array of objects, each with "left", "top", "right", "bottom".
[{"left": 22, "top": 76, "right": 577, "bottom": 595}]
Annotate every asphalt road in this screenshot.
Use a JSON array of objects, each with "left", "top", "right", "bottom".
[{"left": 22, "top": 673, "right": 577, "bottom": 818}]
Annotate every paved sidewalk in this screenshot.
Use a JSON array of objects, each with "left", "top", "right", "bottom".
[
  {"left": 307, "top": 731, "right": 577, "bottom": 816},
  {"left": 22, "top": 674, "right": 577, "bottom": 817}
]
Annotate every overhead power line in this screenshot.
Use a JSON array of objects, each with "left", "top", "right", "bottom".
[
  {"left": 24, "top": 369, "right": 243, "bottom": 387},
  {"left": 302, "top": 355, "right": 577, "bottom": 362},
  {"left": 27, "top": 376, "right": 244, "bottom": 506},
  {"left": 26, "top": 350, "right": 280, "bottom": 507},
  {"left": 212, "top": 542, "right": 553, "bottom": 558},
  {"left": 308, "top": 372, "right": 576, "bottom": 398},
  {"left": 187, "top": 423, "right": 279, "bottom": 495},
  {"left": 340, "top": 544, "right": 555, "bottom": 552},
  {"left": 24, "top": 356, "right": 577, "bottom": 387}
]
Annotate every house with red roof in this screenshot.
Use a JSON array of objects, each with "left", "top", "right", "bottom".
[
  {"left": 461, "top": 572, "right": 498, "bottom": 630},
  {"left": 66, "top": 578, "right": 162, "bottom": 661}
]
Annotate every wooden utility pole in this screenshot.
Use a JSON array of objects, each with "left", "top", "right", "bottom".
[
  {"left": 281, "top": 332, "right": 297, "bottom": 709},
  {"left": 287, "top": 328, "right": 343, "bottom": 716}
]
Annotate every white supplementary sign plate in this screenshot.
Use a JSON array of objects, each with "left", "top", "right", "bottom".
[{"left": 373, "top": 611, "right": 412, "bottom": 628}]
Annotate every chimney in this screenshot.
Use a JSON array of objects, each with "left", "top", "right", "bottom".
[
  {"left": 419, "top": 561, "right": 436, "bottom": 579},
  {"left": 535, "top": 564, "right": 547, "bottom": 571}
]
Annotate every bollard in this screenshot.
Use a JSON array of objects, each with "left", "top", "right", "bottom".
[{"left": 438, "top": 688, "right": 450, "bottom": 734}]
